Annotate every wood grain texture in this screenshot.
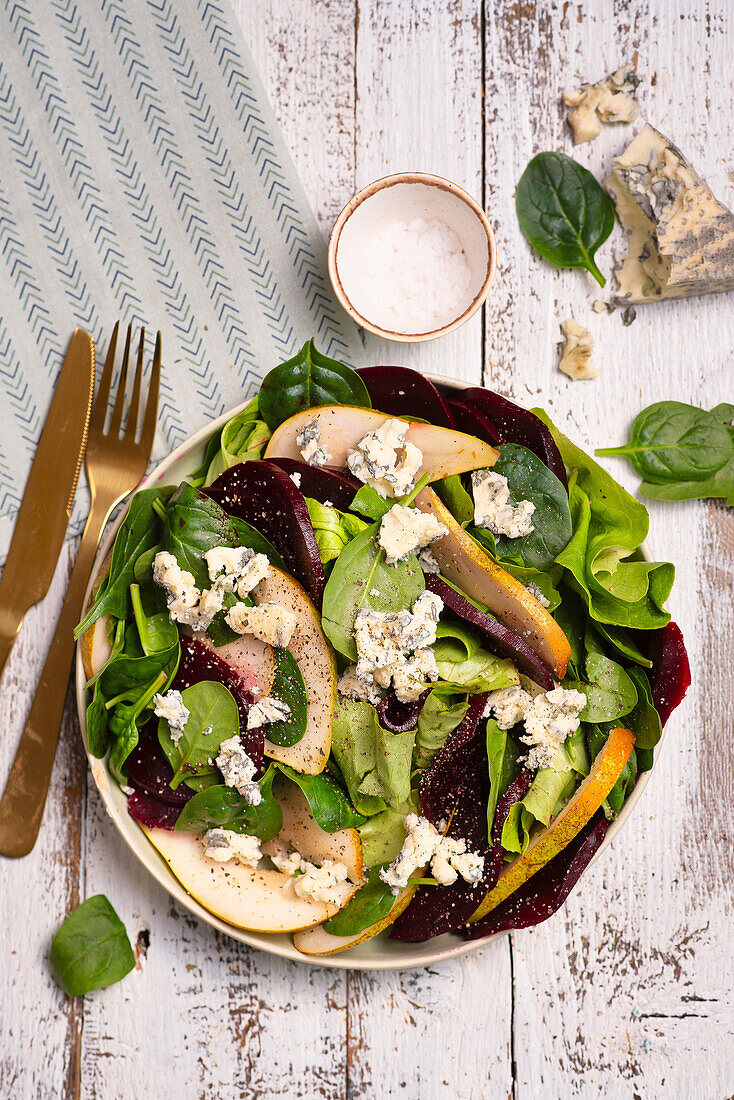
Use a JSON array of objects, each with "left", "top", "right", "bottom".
[{"left": 1, "top": 1, "right": 732, "bottom": 1097}]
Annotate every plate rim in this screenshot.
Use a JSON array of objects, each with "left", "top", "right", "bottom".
[{"left": 74, "top": 373, "right": 664, "bottom": 971}]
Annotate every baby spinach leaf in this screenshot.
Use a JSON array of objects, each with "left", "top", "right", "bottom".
[
  {"left": 568, "top": 631, "right": 638, "bottom": 722},
  {"left": 49, "top": 895, "right": 135, "bottom": 997},
  {"left": 164, "top": 482, "right": 239, "bottom": 588},
  {"left": 350, "top": 484, "right": 392, "bottom": 521},
  {"left": 230, "top": 517, "right": 286, "bottom": 570},
  {"left": 491, "top": 443, "right": 573, "bottom": 569},
  {"left": 259, "top": 338, "right": 371, "bottom": 430},
  {"left": 130, "top": 584, "right": 178, "bottom": 656},
  {"left": 593, "top": 621, "right": 653, "bottom": 668},
  {"left": 638, "top": 463, "right": 734, "bottom": 506},
  {"left": 321, "top": 522, "right": 425, "bottom": 660},
  {"left": 175, "top": 765, "right": 282, "bottom": 841},
  {"left": 414, "top": 690, "right": 469, "bottom": 772},
  {"left": 515, "top": 151, "right": 615, "bottom": 286},
  {"left": 322, "top": 865, "right": 395, "bottom": 937},
  {"left": 158, "top": 680, "right": 239, "bottom": 790},
  {"left": 264, "top": 648, "right": 308, "bottom": 747},
  {"left": 434, "top": 474, "right": 474, "bottom": 526},
  {"left": 624, "top": 667, "right": 662, "bottom": 753},
  {"left": 277, "top": 763, "right": 365, "bottom": 832},
  {"left": 486, "top": 720, "right": 521, "bottom": 832},
  {"left": 75, "top": 488, "right": 170, "bottom": 638}
]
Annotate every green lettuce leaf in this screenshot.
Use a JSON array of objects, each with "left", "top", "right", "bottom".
[
  {"left": 501, "top": 729, "right": 589, "bottom": 854},
  {"left": 414, "top": 690, "right": 469, "bottom": 772},
  {"left": 331, "top": 699, "right": 416, "bottom": 816},
  {"left": 305, "top": 498, "right": 369, "bottom": 564}
]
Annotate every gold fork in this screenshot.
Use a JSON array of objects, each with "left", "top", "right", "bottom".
[{"left": 0, "top": 323, "right": 160, "bottom": 857}]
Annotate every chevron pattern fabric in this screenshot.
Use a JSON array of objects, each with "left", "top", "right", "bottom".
[{"left": 0, "top": 0, "right": 365, "bottom": 556}]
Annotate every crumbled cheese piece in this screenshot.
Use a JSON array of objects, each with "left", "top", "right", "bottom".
[
  {"left": 262, "top": 841, "right": 358, "bottom": 906},
  {"left": 564, "top": 65, "right": 640, "bottom": 144},
  {"left": 215, "top": 736, "right": 262, "bottom": 804},
  {"left": 526, "top": 581, "right": 550, "bottom": 608},
  {"left": 225, "top": 601, "right": 297, "bottom": 647},
  {"left": 472, "top": 469, "right": 536, "bottom": 538},
  {"left": 417, "top": 546, "right": 441, "bottom": 574},
  {"left": 246, "top": 695, "right": 291, "bottom": 730},
  {"left": 203, "top": 828, "right": 262, "bottom": 866},
  {"left": 205, "top": 546, "right": 270, "bottom": 599},
  {"left": 153, "top": 689, "right": 190, "bottom": 745},
  {"left": 290, "top": 471, "right": 302, "bottom": 488},
  {"left": 296, "top": 418, "right": 331, "bottom": 467},
  {"left": 153, "top": 551, "right": 209, "bottom": 629},
  {"left": 346, "top": 417, "right": 423, "bottom": 498},
  {"left": 337, "top": 664, "right": 385, "bottom": 704},
  {"left": 592, "top": 299, "right": 611, "bottom": 314},
  {"left": 559, "top": 319, "right": 598, "bottom": 381},
  {"left": 390, "top": 647, "right": 439, "bottom": 703},
  {"left": 378, "top": 503, "right": 447, "bottom": 565},
  {"left": 353, "top": 590, "right": 443, "bottom": 702},
  {"left": 265, "top": 840, "right": 303, "bottom": 877},
  {"left": 379, "top": 814, "right": 485, "bottom": 894},
  {"left": 486, "top": 685, "right": 533, "bottom": 730},
  {"left": 521, "top": 688, "right": 587, "bottom": 770}
]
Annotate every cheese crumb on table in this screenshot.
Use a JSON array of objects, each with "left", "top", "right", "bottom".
[
  {"left": 203, "top": 829, "right": 262, "bottom": 866},
  {"left": 296, "top": 418, "right": 332, "bottom": 467},
  {"left": 559, "top": 319, "right": 598, "bottom": 381},
  {"left": 215, "top": 737, "right": 262, "bottom": 804},
  {"left": 564, "top": 65, "right": 640, "bottom": 144},
  {"left": 472, "top": 469, "right": 535, "bottom": 537},
  {"left": 377, "top": 503, "right": 447, "bottom": 565},
  {"left": 347, "top": 417, "right": 423, "bottom": 498}
]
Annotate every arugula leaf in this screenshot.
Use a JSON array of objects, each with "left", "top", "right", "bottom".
[
  {"left": 331, "top": 699, "right": 416, "bottom": 816},
  {"left": 264, "top": 648, "right": 308, "bottom": 747},
  {"left": 158, "top": 680, "right": 239, "bottom": 790},
  {"left": 277, "top": 763, "right": 365, "bottom": 832},
  {"left": 321, "top": 522, "right": 425, "bottom": 660},
  {"left": 414, "top": 690, "right": 469, "bottom": 771},
  {"left": 49, "top": 895, "right": 135, "bottom": 997},
  {"left": 258, "top": 339, "right": 371, "bottom": 430},
  {"left": 322, "top": 865, "right": 395, "bottom": 937},
  {"left": 163, "top": 482, "right": 238, "bottom": 588},
  {"left": 490, "top": 444, "right": 572, "bottom": 569},
  {"left": 174, "top": 766, "right": 282, "bottom": 841},
  {"left": 486, "top": 719, "right": 521, "bottom": 832},
  {"left": 515, "top": 151, "right": 615, "bottom": 286}
]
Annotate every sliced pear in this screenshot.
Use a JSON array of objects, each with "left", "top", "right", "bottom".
[
  {"left": 193, "top": 631, "right": 276, "bottom": 699},
  {"left": 252, "top": 566, "right": 336, "bottom": 774},
  {"left": 293, "top": 881, "right": 418, "bottom": 956},
  {"left": 415, "top": 487, "right": 572, "bottom": 679},
  {"left": 469, "top": 727, "right": 635, "bottom": 923},
  {"left": 81, "top": 613, "right": 114, "bottom": 682},
  {"left": 264, "top": 405, "right": 498, "bottom": 482},
  {"left": 275, "top": 776, "right": 363, "bottom": 881},
  {"left": 143, "top": 827, "right": 349, "bottom": 933}
]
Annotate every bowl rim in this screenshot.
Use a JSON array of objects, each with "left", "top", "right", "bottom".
[
  {"left": 327, "top": 172, "right": 497, "bottom": 343},
  {"left": 75, "top": 373, "right": 663, "bottom": 970}
]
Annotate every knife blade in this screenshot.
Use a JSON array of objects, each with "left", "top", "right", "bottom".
[{"left": 0, "top": 329, "right": 95, "bottom": 680}]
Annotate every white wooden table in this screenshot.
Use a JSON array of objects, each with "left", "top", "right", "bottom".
[{"left": 1, "top": 2, "right": 732, "bottom": 1097}]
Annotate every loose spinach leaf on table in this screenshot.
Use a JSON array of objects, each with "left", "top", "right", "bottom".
[
  {"left": 263, "top": 648, "right": 308, "bottom": 748},
  {"left": 323, "top": 865, "right": 396, "bottom": 937},
  {"left": 158, "top": 680, "right": 239, "bottom": 790},
  {"left": 163, "top": 482, "right": 239, "bottom": 588},
  {"left": 277, "top": 763, "right": 365, "bottom": 832},
  {"left": 49, "top": 895, "right": 135, "bottom": 997},
  {"left": 490, "top": 443, "right": 573, "bottom": 569},
  {"left": 175, "top": 765, "right": 282, "bottom": 841},
  {"left": 515, "top": 151, "right": 615, "bottom": 287},
  {"left": 258, "top": 338, "right": 371, "bottom": 430}
]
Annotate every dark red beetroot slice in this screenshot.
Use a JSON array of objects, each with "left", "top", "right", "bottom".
[
  {"left": 446, "top": 399, "right": 501, "bottom": 446},
  {"left": 376, "top": 689, "right": 429, "bottom": 734},
  {"left": 128, "top": 789, "right": 182, "bottom": 831},
  {"left": 427, "top": 574, "right": 555, "bottom": 690},
  {"left": 358, "top": 366, "right": 455, "bottom": 429},
  {"left": 486, "top": 768, "right": 534, "bottom": 890},
  {"left": 452, "top": 387, "right": 567, "bottom": 489},
  {"left": 637, "top": 621, "right": 691, "bottom": 727},
  {"left": 172, "top": 635, "right": 264, "bottom": 770},
  {"left": 126, "top": 722, "right": 194, "bottom": 807},
  {"left": 266, "top": 458, "right": 367, "bottom": 516},
  {"left": 207, "top": 461, "right": 325, "bottom": 604},
  {"left": 463, "top": 813, "right": 608, "bottom": 939}
]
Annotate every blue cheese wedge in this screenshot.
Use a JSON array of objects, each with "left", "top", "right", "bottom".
[{"left": 608, "top": 124, "right": 734, "bottom": 302}]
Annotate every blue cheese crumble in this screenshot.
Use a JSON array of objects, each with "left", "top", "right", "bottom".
[
  {"left": 153, "top": 689, "right": 190, "bottom": 745},
  {"left": 472, "top": 469, "right": 535, "bottom": 538},
  {"left": 215, "top": 737, "right": 262, "bottom": 805},
  {"left": 346, "top": 417, "right": 423, "bottom": 498},
  {"left": 377, "top": 503, "right": 447, "bottom": 565},
  {"left": 486, "top": 685, "right": 587, "bottom": 770},
  {"left": 296, "top": 417, "right": 332, "bottom": 467},
  {"left": 351, "top": 590, "right": 443, "bottom": 703},
  {"left": 379, "top": 814, "right": 485, "bottom": 894},
  {"left": 203, "top": 829, "right": 262, "bottom": 865}
]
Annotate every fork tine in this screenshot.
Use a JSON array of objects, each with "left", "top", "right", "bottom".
[
  {"left": 89, "top": 321, "right": 119, "bottom": 433},
  {"left": 109, "top": 324, "right": 132, "bottom": 437},
  {"left": 125, "top": 327, "right": 145, "bottom": 439},
  {"left": 139, "top": 330, "right": 161, "bottom": 459}
]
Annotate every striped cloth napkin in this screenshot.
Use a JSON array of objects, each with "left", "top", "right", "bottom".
[{"left": 0, "top": 0, "right": 364, "bottom": 555}]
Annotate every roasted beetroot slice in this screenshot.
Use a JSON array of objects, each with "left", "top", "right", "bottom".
[
  {"left": 266, "top": 458, "right": 366, "bottom": 515},
  {"left": 128, "top": 789, "right": 182, "bottom": 830},
  {"left": 643, "top": 621, "right": 691, "bottom": 727},
  {"left": 126, "top": 722, "right": 193, "bottom": 806},
  {"left": 172, "top": 635, "right": 264, "bottom": 769},
  {"left": 427, "top": 575, "right": 555, "bottom": 690},
  {"left": 486, "top": 768, "right": 534, "bottom": 890},
  {"left": 455, "top": 388, "right": 567, "bottom": 489},
  {"left": 358, "top": 366, "right": 455, "bottom": 428},
  {"left": 463, "top": 814, "right": 608, "bottom": 939},
  {"left": 446, "top": 399, "right": 501, "bottom": 445},
  {"left": 376, "top": 689, "right": 429, "bottom": 733},
  {"left": 207, "top": 461, "right": 325, "bottom": 603}
]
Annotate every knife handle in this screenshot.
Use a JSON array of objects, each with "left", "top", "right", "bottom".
[{"left": 0, "top": 505, "right": 110, "bottom": 857}]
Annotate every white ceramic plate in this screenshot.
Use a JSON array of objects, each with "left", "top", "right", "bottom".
[{"left": 75, "top": 375, "right": 663, "bottom": 970}]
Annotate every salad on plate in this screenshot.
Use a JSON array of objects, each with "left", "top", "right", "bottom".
[{"left": 76, "top": 341, "right": 690, "bottom": 956}]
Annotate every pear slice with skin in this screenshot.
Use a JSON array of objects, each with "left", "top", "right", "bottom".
[
  {"left": 252, "top": 566, "right": 337, "bottom": 775},
  {"left": 264, "top": 405, "right": 498, "bottom": 484},
  {"left": 81, "top": 613, "right": 114, "bottom": 682},
  {"left": 275, "top": 776, "right": 363, "bottom": 881},
  {"left": 415, "top": 487, "right": 572, "bottom": 679},
  {"left": 143, "top": 827, "right": 361, "bottom": 933},
  {"left": 293, "top": 881, "right": 419, "bottom": 956},
  {"left": 469, "top": 727, "right": 635, "bottom": 923}
]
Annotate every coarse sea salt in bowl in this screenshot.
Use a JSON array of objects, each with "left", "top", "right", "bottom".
[{"left": 328, "top": 172, "right": 496, "bottom": 342}]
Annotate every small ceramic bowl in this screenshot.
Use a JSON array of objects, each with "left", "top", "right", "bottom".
[{"left": 328, "top": 172, "right": 496, "bottom": 343}]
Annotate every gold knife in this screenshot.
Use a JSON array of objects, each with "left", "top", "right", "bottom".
[{"left": 0, "top": 330, "right": 95, "bottom": 680}]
